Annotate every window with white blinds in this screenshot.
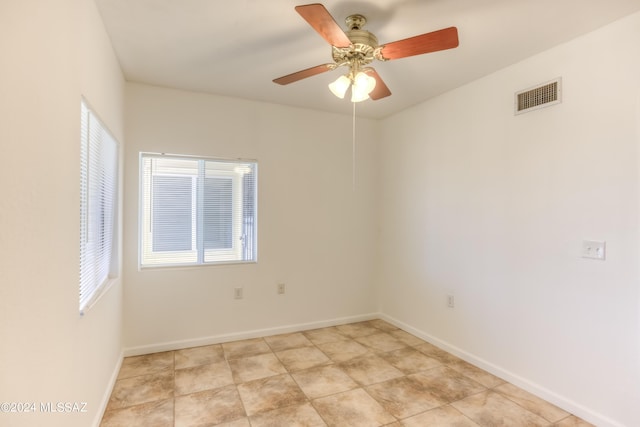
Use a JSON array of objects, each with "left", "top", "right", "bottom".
[
  {"left": 79, "top": 100, "right": 119, "bottom": 313},
  {"left": 140, "top": 153, "right": 257, "bottom": 267}
]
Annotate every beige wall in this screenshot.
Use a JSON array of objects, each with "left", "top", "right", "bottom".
[
  {"left": 122, "top": 83, "right": 380, "bottom": 353},
  {"left": 377, "top": 12, "right": 640, "bottom": 427},
  {"left": 0, "top": 0, "right": 124, "bottom": 426}
]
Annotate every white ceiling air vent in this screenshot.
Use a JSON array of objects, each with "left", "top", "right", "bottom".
[{"left": 515, "top": 77, "right": 562, "bottom": 115}]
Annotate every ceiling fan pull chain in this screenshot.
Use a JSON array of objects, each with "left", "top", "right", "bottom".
[{"left": 352, "top": 101, "right": 356, "bottom": 191}]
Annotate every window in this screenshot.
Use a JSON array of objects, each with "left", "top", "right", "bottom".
[
  {"left": 140, "top": 153, "right": 257, "bottom": 267},
  {"left": 79, "top": 100, "right": 119, "bottom": 313}
]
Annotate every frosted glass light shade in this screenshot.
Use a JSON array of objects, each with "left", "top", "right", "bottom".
[
  {"left": 328, "top": 75, "right": 351, "bottom": 99},
  {"left": 350, "top": 85, "right": 370, "bottom": 102},
  {"left": 354, "top": 71, "right": 376, "bottom": 94},
  {"left": 351, "top": 71, "right": 376, "bottom": 102}
]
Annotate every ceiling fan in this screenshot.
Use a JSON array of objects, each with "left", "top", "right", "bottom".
[{"left": 273, "top": 3, "right": 459, "bottom": 102}]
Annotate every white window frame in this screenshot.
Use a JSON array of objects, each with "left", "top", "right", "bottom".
[
  {"left": 79, "top": 99, "right": 119, "bottom": 314},
  {"left": 139, "top": 153, "right": 257, "bottom": 268}
]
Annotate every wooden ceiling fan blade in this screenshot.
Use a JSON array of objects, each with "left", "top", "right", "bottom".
[
  {"left": 273, "top": 64, "right": 334, "bottom": 85},
  {"left": 380, "top": 27, "right": 459, "bottom": 60},
  {"left": 363, "top": 68, "right": 391, "bottom": 100},
  {"left": 295, "top": 3, "right": 352, "bottom": 48}
]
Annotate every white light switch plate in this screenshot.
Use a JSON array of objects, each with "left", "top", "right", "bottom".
[{"left": 582, "top": 240, "right": 606, "bottom": 260}]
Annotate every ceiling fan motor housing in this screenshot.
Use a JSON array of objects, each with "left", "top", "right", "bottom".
[{"left": 332, "top": 15, "right": 381, "bottom": 68}]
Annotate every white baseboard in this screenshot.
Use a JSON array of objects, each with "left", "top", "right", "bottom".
[
  {"left": 378, "top": 313, "right": 625, "bottom": 427},
  {"left": 93, "top": 349, "right": 124, "bottom": 427},
  {"left": 123, "top": 312, "right": 379, "bottom": 357}
]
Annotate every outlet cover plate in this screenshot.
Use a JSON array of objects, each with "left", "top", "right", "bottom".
[
  {"left": 582, "top": 240, "right": 605, "bottom": 260},
  {"left": 447, "top": 294, "right": 455, "bottom": 308}
]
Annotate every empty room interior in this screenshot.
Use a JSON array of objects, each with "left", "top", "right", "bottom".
[{"left": 2, "top": 0, "right": 640, "bottom": 426}]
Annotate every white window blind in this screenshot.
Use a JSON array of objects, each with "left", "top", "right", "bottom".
[
  {"left": 140, "top": 153, "right": 257, "bottom": 267},
  {"left": 79, "top": 101, "right": 118, "bottom": 313}
]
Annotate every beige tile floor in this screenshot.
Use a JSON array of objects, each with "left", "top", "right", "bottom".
[{"left": 101, "top": 320, "right": 594, "bottom": 426}]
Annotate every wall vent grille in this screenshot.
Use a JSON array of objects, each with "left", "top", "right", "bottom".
[{"left": 515, "top": 78, "right": 562, "bottom": 115}]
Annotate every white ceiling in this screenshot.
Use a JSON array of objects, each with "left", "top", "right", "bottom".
[{"left": 95, "top": 0, "right": 640, "bottom": 119}]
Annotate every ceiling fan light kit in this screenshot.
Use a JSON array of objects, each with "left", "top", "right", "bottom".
[
  {"left": 273, "top": 3, "right": 459, "bottom": 103},
  {"left": 329, "top": 67, "right": 377, "bottom": 102}
]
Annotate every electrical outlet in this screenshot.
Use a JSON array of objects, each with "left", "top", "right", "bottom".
[
  {"left": 277, "top": 283, "right": 286, "bottom": 294},
  {"left": 447, "top": 294, "right": 455, "bottom": 308},
  {"left": 582, "top": 240, "right": 606, "bottom": 260},
  {"left": 234, "top": 287, "right": 243, "bottom": 299}
]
